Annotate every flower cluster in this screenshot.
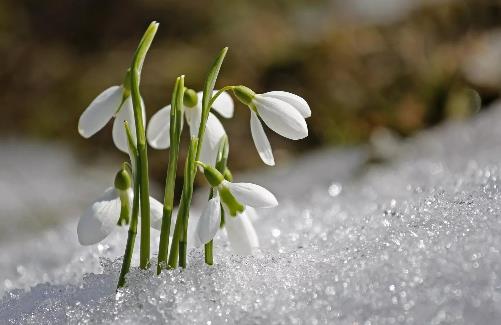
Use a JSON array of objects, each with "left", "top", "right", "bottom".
[{"left": 76, "top": 22, "right": 310, "bottom": 288}]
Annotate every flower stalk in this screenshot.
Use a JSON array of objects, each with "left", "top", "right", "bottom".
[
  {"left": 157, "top": 75, "right": 185, "bottom": 274},
  {"left": 180, "top": 138, "right": 198, "bottom": 268},
  {"left": 168, "top": 138, "right": 197, "bottom": 268},
  {"left": 117, "top": 122, "right": 140, "bottom": 288},
  {"left": 130, "top": 21, "right": 159, "bottom": 269},
  {"left": 167, "top": 47, "right": 228, "bottom": 268}
]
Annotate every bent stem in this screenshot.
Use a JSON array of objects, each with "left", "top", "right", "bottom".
[
  {"left": 117, "top": 123, "right": 140, "bottom": 289},
  {"left": 130, "top": 21, "right": 158, "bottom": 269},
  {"left": 157, "top": 76, "right": 185, "bottom": 274},
  {"left": 167, "top": 47, "right": 228, "bottom": 269},
  {"left": 209, "top": 85, "right": 235, "bottom": 108}
]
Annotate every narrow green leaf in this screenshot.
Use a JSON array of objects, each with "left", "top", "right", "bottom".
[
  {"left": 202, "top": 47, "right": 228, "bottom": 112},
  {"left": 173, "top": 76, "right": 185, "bottom": 139},
  {"left": 132, "top": 21, "right": 159, "bottom": 75}
]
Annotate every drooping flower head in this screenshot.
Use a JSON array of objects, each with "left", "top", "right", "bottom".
[
  {"left": 78, "top": 71, "right": 145, "bottom": 153},
  {"left": 224, "top": 207, "right": 260, "bottom": 255},
  {"left": 77, "top": 166, "right": 163, "bottom": 245},
  {"left": 193, "top": 162, "right": 277, "bottom": 255},
  {"left": 232, "top": 86, "right": 311, "bottom": 166},
  {"left": 146, "top": 89, "right": 234, "bottom": 166}
]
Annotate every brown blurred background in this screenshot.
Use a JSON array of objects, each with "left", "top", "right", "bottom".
[{"left": 1, "top": 0, "right": 501, "bottom": 186}]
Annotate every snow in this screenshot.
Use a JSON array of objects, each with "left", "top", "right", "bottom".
[{"left": 3, "top": 101, "right": 501, "bottom": 324}]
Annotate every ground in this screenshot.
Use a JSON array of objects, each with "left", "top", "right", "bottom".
[{"left": 2, "top": 101, "right": 501, "bottom": 324}]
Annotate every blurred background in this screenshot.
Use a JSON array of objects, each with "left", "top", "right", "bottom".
[{"left": 1, "top": 0, "right": 501, "bottom": 238}]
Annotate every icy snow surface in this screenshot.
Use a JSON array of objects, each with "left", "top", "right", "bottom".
[{"left": 3, "top": 101, "right": 501, "bottom": 324}]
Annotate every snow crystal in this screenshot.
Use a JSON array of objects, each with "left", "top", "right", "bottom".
[{"left": 3, "top": 101, "right": 501, "bottom": 324}]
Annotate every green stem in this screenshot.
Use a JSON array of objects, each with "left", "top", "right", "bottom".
[
  {"left": 167, "top": 47, "right": 228, "bottom": 269},
  {"left": 181, "top": 139, "right": 197, "bottom": 268},
  {"left": 157, "top": 76, "right": 185, "bottom": 274},
  {"left": 137, "top": 144, "right": 150, "bottom": 269},
  {"left": 168, "top": 138, "right": 197, "bottom": 269},
  {"left": 203, "top": 190, "right": 215, "bottom": 265},
  {"left": 130, "top": 21, "right": 158, "bottom": 269},
  {"left": 208, "top": 85, "right": 235, "bottom": 108},
  {"left": 204, "top": 241, "right": 213, "bottom": 265},
  {"left": 117, "top": 161, "right": 140, "bottom": 288},
  {"left": 117, "top": 123, "right": 140, "bottom": 289}
]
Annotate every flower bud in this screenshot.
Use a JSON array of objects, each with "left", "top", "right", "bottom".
[
  {"left": 219, "top": 186, "right": 244, "bottom": 216},
  {"left": 232, "top": 85, "right": 255, "bottom": 106},
  {"left": 183, "top": 88, "right": 198, "bottom": 108},
  {"left": 114, "top": 167, "right": 132, "bottom": 191}
]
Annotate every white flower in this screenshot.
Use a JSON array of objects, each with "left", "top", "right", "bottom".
[
  {"left": 78, "top": 85, "right": 145, "bottom": 153},
  {"left": 193, "top": 173, "right": 277, "bottom": 254},
  {"left": 77, "top": 187, "right": 163, "bottom": 245},
  {"left": 221, "top": 180, "right": 278, "bottom": 209},
  {"left": 193, "top": 195, "right": 221, "bottom": 247},
  {"left": 193, "top": 194, "right": 260, "bottom": 255},
  {"left": 147, "top": 91, "right": 234, "bottom": 166},
  {"left": 224, "top": 207, "right": 259, "bottom": 255},
  {"left": 234, "top": 87, "right": 310, "bottom": 166}
]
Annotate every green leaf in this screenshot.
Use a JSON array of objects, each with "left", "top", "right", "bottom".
[
  {"left": 170, "top": 76, "right": 184, "bottom": 144},
  {"left": 201, "top": 47, "right": 228, "bottom": 120},
  {"left": 132, "top": 21, "right": 159, "bottom": 75}
]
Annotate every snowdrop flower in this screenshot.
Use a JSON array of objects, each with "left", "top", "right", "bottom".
[
  {"left": 147, "top": 89, "right": 234, "bottom": 166},
  {"left": 232, "top": 86, "right": 310, "bottom": 166},
  {"left": 194, "top": 197, "right": 260, "bottom": 255},
  {"left": 193, "top": 163, "right": 277, "bottom": 254},
  {"left": 224, "top": 207, "right": 259, "bottom": 255},
  {"left": 78, "top": 79, "right": 145, "bottom": 153},
  {"left": 77, "top": 168, "right": 163, "bottom": 245}
]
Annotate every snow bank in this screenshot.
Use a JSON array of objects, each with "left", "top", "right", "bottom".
[{"left": 3, "top": 102, "right": 501, "bottom": 324}]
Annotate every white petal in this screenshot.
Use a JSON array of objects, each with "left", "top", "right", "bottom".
[
  {"left": 112, "top": 98, "right": 135, "bottom": 153},
  {"left": 147, "top": 105, "right": 172, "bottom": 149},
  {"left": 113, "top": 97, "right": 146, "bottom": 153},
  {"left": 78, "top": 86, "right": 122, "bottom": 138},
  {"left": 225, "top": 209, "right": 259, "bottom": 255},
  {"left": 212, "top": 91, "right": 235, "bottom": 118},
  {"left": 77, "top": 187, "right": 124, "bottom": 245},
  {"left": 262, "top": 91, "right": 311, "bottom": 118},
  {"left": 151, "top": 205, "right": 180, "bottom": 235},
  {"left": 199, "top": 113, "right": 226, "bottom": 166},
  {"left": 254, "top": 96, "right": 308, "bottom": 140},
  {"left": 224, "top": 181, "right": 278, "bottom": 208},
  {"left": 196, "top": 90, "right": 234, "bottom": 119},
  {"left": 194, "top": 196, "right": 221, "bottom": 247},
  {"left": 245, "top": 206, "right": 259, "bottom": 222},
  {"left": 250, "top": 111, "right": 275, "bottom": 166},
  {"left": 149, "top": 196, "right": 164, "bottom": 231},
  {"left": 185, "top": 104, "right": 202, "bottom": 138}
]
